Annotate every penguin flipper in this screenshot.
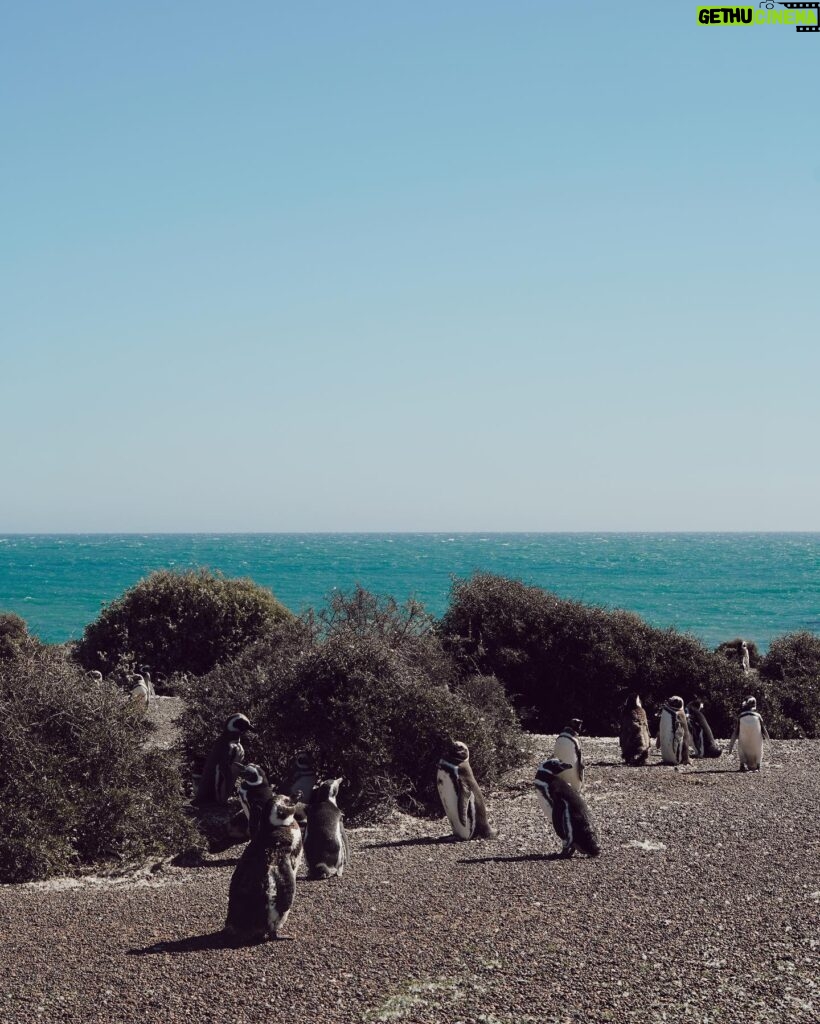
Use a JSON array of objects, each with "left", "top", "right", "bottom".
[{"left": 456, "top": 779, "right": 470, "bottom": 829}]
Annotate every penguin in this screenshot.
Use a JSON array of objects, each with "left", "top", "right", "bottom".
[
  {"left": 224, "top": 794, "right": 303, "bottom": 943},
  {"left": 533, "top": 758, "right": 600, "bottom": 858},
  {"left": 619, "top": 693, "right": 651, "bottom": 766},
  {"left": 436, "top": 739, "right": 497, "bottom": 840},
  {"left": 304, "top": 778, "right": 350, "bottom": 879},
  {"left": 686, "top": 699, "right": 722, "bottom": 759},
  {"left": 657, "top": 696, "right": 691, "bottom": 766},
  {"left": 741, "top": 641, "right": 751, "bottom": 674},
  {"left": 87, "top": 670, "right": 103, "bottom": 684},
  {"left": 129, "top": 673, "right": 150, "bottom": 708},
  {"left": 142, "top": 670, "right": 157, "bottom": 700},
  {"left": 210, "top": 763, "right": 271, "bottom": 855},
  {"left": 280, "top": 751, "right": 317, "bottom": 804},
  {"left": 552, "top": 718, "right": 584, "bottom": 791},
  {"left": 237, "top": 763, "right": 274, "bottom": 838},
  {"left": 727, "top": 696, "right": 770, "bottom": 771},
  {"left": 196, "top": 713, "right": 253, "bottom": 804}
]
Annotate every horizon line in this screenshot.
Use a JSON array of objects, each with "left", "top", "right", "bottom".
[{"left": 2, "top": 530, "right": 820, "bottom": 538}]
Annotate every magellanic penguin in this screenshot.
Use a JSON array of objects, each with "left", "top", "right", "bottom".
[
  {"left": 741, "top": 640, "right": 751, "bottom": 674},
  {"left": 87, "top": 670, "right": 104, "bottom": 684},
  {"left": 619, "top": 693, "right": 651, "bottom": 766},
  {"left": 686, "top": 699, "right": 722, "bottom": 758},
  {"left": 552, "top": 719, "right": 584, "bottom": 791},
  {"left": 196, "top": 713, "right": 253, "bottom": 804},
  {"left": 224, "top": 794, "right": 304, "bottom": 943},
  {"left": 210, "top": 763, "right": 271, "bottom": 854},
  {"left": 237, "top": 763, "right": 274, "bottom": 838},
  {"left": 304, "top": 778, "right": 350, "bottom": 879},
  {"left": 727, "top": 696, "right": 770, "bottom": 771},
  {"left": 534, "top": 758, "right": 600, "bottom": 859},
  {"left": 142, "top": 670, "right": 157, "bottom": 700},
  {"left": 129, "top": 673, "right": 150, "bottom": 708},
  {"left": 280, "top": 751, "right": 317, "bottom": 804},
  {"left": 658, "top": 696, "right": 691, "bottom": 766},
  {"left": 436, "top": 739, "right": 497, "bottom": 840}
]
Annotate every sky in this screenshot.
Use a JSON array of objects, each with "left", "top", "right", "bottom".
[{"left": 2, "top": 1, "right": 818, "bottom": 532}]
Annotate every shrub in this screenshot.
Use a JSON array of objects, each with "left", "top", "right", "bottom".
[
  {"left": 756, "top": 632, "right": 820, "bottom": 737},
  {"left": 760, "top": 631, "right": 820, "bottom": 684},
  {"left": 179, "top": 590, "right": 524, "bottom": 824},
  {"left": 0, "top": 612, "right": 37, "bottom": 661},
  {"left": 0, "top": 647, "right": 196, "bottom": 882},
  {"left": 75, "top": 569, "right": 292, "bottom": 678},
  {"left": 439, "top": 573, "right": 749, "bottom": 736}
]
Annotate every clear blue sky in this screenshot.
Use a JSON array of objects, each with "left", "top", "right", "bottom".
[{"left": 2, "top": 2, "right": 818, "bottom": 531}]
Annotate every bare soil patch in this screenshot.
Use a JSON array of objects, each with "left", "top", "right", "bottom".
[{"left": 2, "top": 736, "right": 818, "bottom": 1023}]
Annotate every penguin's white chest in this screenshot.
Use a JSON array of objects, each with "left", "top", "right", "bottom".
[
  {"left": 534, "top": 783, "right": 553, "bottom": 821},
  {"left": 437, "top": 767, "right": 475, "bottom": 839},
  {"left": 553, "top": 736, "right": 582, "bottom": 791},
  {"left": 130, "top": 682, "right": 149, "bottom": 706},
  {"left": 738, "top": 717, "right": 764, "bottom": 766}
]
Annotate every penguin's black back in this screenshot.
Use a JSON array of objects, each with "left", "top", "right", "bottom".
[
  {"left": 224, "top": 834, "right": 272, "bottom": 942},
  {"left": 619, "top": 699, "right": 650, "bottom": 766},
  {"left": 304, "top": 799, "right": 347, "bottom": 877},
  {"left": 688, "top": 704, "right": 721, "bottom": 757},
  {"left": 241, "top": 780, "right": 275, "bottom": 837},
  {"left": 549, "top": 776, "right": 600, "bottom": 856}
]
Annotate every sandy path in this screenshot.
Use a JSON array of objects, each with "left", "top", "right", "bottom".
[{"left": 2, "top": 738, "right": 819, "bottom": 1024}]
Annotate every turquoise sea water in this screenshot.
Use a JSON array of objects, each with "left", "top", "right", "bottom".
[{"left": 0, "top": 534, "right": 818, "bottom": 651}]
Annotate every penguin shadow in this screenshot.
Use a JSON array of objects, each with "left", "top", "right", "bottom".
[
  {"left": 173, "top": 854, "right": 241, "bottom": 869},
  {"left": 457, "top": 852, "right": 564, "bottom": 865},
  {"left": 127, "top": 931, "right": 233, "bottom": 956},
  {"left": 362, "top": 835, "right": 455, "bottom": 850},
  {"left": 127, "top": 931, "right": 296, "bottom": 956}
]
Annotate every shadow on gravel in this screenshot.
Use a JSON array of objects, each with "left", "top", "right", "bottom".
[
  {"left": 457, "top": 853, "right": 562, "bottom": 865},
  {"left": 362, "top": 835, "right": 452, "bottom": 850},
  {"left": 127, "top": 931, "right": 233, "bottom": 955},
  {"left": 127, "top": 930, "right": 294, "bottom": 955}
]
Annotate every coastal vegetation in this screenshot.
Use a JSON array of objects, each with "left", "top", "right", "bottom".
[
  {"left": 2, "top": 570, "right": 819, "bottom": 882},
  {"left": 0, "top": 646, "right": 195, "bottom": 883},
  {"left": 438, "top": 573, "right": 819, "bottom": 739},
  {"left": 757, "top": 631, "right": 820, "bottom": 738},
  {"left": 74, "top": 568, "right": 291, "bottom": 679},
  {"left": 0, "top": 612, "right": 38, "bottom": 661},
  {"left": 179, "top": 588, "right": 524, "bottom": 823}
]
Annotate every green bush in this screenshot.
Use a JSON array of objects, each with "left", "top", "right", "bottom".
[
  {"left": 756, "top": 632, "right": 820, "bottom": 737},
  {"left": 179, "top": 590, "right": 524, "bottom": 824},
  {"left": 439, "top": 573, "right": 749, "bottom": 736},
  {"left": 0, "top": 612, "right": 37, "bottom": 661},
  {"left": 75, "top": 569, "right": 291, "bottom": 678},
  {"left": 0, "top": 647, "right": 196, "bottom": 882}
]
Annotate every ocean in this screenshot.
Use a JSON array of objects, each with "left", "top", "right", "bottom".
[{"left": 1, "top": 533, "right": 818, "bottom": 651}]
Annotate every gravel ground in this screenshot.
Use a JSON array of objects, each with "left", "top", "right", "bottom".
[{"left": 2, "top": 734, "right": 819, "bottom": 1024}]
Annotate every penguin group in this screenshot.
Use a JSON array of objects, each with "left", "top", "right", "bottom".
[
  {"left": 196, "top": 715, "right": 350, "bottom": 943},
  {"left": 198, "top": 688, "right": 770, "bottom": 943},
  {"left": 437, "top": 693, "right": 771, "bottom": 863},
  {"left": 85, "top": 667, "right": 156, "bottom": 708}
]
